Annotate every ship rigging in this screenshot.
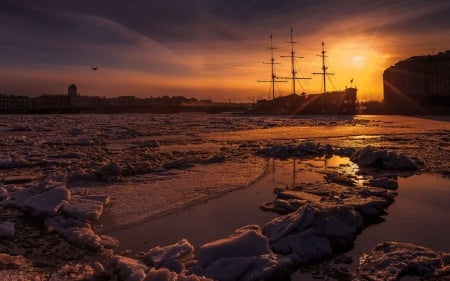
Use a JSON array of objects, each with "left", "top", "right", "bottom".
[
  {"left": 257, "top": 34, "right": 287, "bottom": 99},
  {"left": 254, "top": 30, "right": 358, "bottom": 115},
  {"left": 279, "top": 28, "right": 311, "bottom": 95}
]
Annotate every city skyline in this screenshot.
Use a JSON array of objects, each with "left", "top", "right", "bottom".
[{"left": 1, "top": 0, "right": 450, "bottom": 102}]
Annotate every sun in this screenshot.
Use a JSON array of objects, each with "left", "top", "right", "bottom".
[{"left": 352, "top": 55, "right": 366, "bottom": 67}]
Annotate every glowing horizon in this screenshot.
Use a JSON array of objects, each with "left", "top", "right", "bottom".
[{"left": 1, "top": 1, "right": 449, "bottom": 102}]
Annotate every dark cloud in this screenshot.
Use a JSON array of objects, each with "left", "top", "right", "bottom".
[
  {"left": 0, "top": 0, "right": 183, "bottom": 73},
  {"left": 5, "top": 0, "right": 450, "bottom": 43},
  {"left": 1, "top": 0, "right": 449, "bottom": 97}
]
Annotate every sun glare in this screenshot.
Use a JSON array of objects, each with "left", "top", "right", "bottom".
[
  {"left": 352, "top": 55, "right": 365, "bottom": 66},
  {"left": 324, "top": 37, "right": 391, "bottom": 101}
]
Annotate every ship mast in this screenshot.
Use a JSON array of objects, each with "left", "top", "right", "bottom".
[
  {"left": 258, "top": 34, "right": 287, "bottom": 99},
  {"left": 313, "top": 41, "right": 334, "bottom": 94},
  {"left": 280, "top": 28, "right": 310, "bottom": 94}
]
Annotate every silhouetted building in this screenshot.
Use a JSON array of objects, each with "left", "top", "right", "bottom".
[
  {"left": 384, "top": 51, "right": 450, "bottom": 113},
  {"left": 0, "top": 94, "right": 32, "bottom": 113},
  {"left": 108, "top": 96, "right": 141, "bottom": 107},
  {"left": 68, "top": 84, "right": 79, "bottom": 97},
  {"left": 0, "top": 84, "right": 248, "bottom": 114},
  {"left": 32, "top": 95, "right": 71, "bottom": 113},
  {"left": 253, "top": 88, "right": 357, "bottom": 115}
]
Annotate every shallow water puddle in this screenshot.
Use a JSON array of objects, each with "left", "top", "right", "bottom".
[
  {"left": 350, "top": 173, "right": 450, "bottom": 254},
  {"left": 291, "top": 173, "right": 450, "bottom": 281},
  {"left": 109, "top": 159, "right": 282, "bottom": 252},
  {"left": 109, "top": 156, "right": 352, "bottom": 252},
  {"left": 108, "top": 155, "right": 450, "bottom": 280}
]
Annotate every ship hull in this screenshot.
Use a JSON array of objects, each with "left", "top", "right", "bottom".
[{"left": 251, "top": 88, "right": 357, "bottom": 115}]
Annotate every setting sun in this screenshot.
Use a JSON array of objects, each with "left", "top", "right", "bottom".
[
  {"left": 1, "top": 1, "right": 449, "bottom": 103},
  {"left": 352, "top": 55, "right": 365, "bottom": 66},
  {"left": 1, "top": 2, "right": 450, "bottom": 280}
]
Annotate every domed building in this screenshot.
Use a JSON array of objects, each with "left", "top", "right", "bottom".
[{"left": 68, "top": 84, "right": 79, "bottom": 97}]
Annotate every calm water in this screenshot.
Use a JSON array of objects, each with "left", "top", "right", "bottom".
[
  {"left": 350, "top": 173, "right": 450, "bottom": 253},
  {"left": 110, "top": 155, "right": 450, "bottom": 280},
  {"left": 109, "top": 158, "right": 325, "bottom": 252},
  {"left": 291, "top": 173, "right": 450, "bottom": 280},
  {"left": 110, "top": 159, "right": 279, "bottom": 252},
  {"left": 3, "top": 113, "right": 448, "bottom": 279}
]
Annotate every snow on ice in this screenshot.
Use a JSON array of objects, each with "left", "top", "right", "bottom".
[
  {"left": 1, "top": 181, "right": 115, "bottom": 250},
  {"left": 62, "top": 196, "right": 104, "bottom": 220},
  {"left": 22, "top": 185, "right": 71, "bottom": 217},
  {"left": 0, "top": 114, "right": 449, "bottom": 280},
  {"left": 351, "top": 146, "right": 419, "bottom": 170},
  {"left": 358, "top": 241, "right": 450, "bottom": 281},
  {"left": 197, "top": 225, "right": 271, "bottom": 268},
  {"left": 0, "top": 221, "right": 15, "bottom": 238},
  {"left": 189, "top": 226, "right": 291, "bottom": 281},
  {"left": 263, "top": 204, "right": 363, "bottom": 262},
  {"left": 145, "top": 238, "right": 195, "bottom": 269}
]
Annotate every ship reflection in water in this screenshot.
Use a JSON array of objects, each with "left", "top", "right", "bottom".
[
  {"left": 252, "top": 88, "right": 358, "bottom": 115},
  {"left": 111, "top": 155, "right": 363, "bottom": 252},
  {"left": 110, "top": 153, "right": 450, "bottom": 280}
]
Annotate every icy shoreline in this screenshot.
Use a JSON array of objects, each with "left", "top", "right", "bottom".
[{"left": 0, "top": 114, "right": 449, "bottom": 280}]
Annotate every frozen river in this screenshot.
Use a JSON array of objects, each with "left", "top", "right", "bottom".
[{"left": 1, "top": 113, "right": 449, "bottom": 280}]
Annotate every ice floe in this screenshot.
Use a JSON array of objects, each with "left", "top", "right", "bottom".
[
  {"left": 369, "top": 176, "right": 398, "bottom": 189},
  {"left": 49, "top": 262, "right": 105, "bottom": 281},
  {"left": 0, "top": 253, "right": 31, "bottom": 268},
  {"left": 115, "top": 255, "right": 148, "bottom": 281},
  {"left": 352, "top": 146, "right": 419, "bottom": 170},
  {"left": 258, "top": 141, "right": 331, "bottom": 158},
  {"left": 264, "top": 204, "right": 363, "bottom": 257},
  {"left": 145, "top": 238, "right": 195, "bottom": 270},
  {"left": 189, "top": 226, "right": 291, "bottom": 281},
  {"left": 113, "top": 254, "right": 215, "bottom": 281},
  {"left": 45, "top": 216, "right": 103, "bottom": 249},
  {"left": 197, "top": 225, "right": 271, "bottom": 268},
  {"left": 358, "top": 241, "right": 450, "bottom": 280},
  {"left": 0, "top": 182, "right": 115, "bottom": 251},
  {"left": 0, "top": 114, "right": 449, "bottom": 280},
  {"left": 22, "top": 185, "right": 71, "bottom": 217},
  {"left": 62, "top": 196, "right": 104, "bottom": 220},
  {"left": 0, "top": 221, "right": 15, "bottom": 239},
  {"left": 0, "top": 153, "right": 32, "bottom": 169},
  {"left": 260, "top": 165, "right": 397, "bottom": 217}
]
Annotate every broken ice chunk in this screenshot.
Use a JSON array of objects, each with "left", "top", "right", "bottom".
[
  {"left": 45, "top": 216, "right": 118, "bottom": 250},
  {"left": 63, "top": 196, "right": 104, "bottom": 220},
  {"left": 351, "top": 146, "right": 418, "bottom": 170},
  {"left": 144, "top": 268, "right": 177, "bottom": 281},
  {"left": 114, "top": 255, "right": 148, "bottom": 281},
  {"left": 288, "top": 235, "right": 333, "bottom": 264},
  {"left": 145, "top": 239, "right": 195, "bottom": 269},
  {"left": 84, "top": 195, "right": 111, "bottom": 205},
  {"left": 198, "top": 226, "right": 270, "bottom": 268},
  {"left": 263, "top": 205, "right": 316, "bottom": 244},
  {"left": 0, "top": 221, "right": 15, "bottom": 239},
  {"left": 369, "top": 177, "right": 398, "bottom": 190},
  {"left": 358, "top": 241, "right": 450, "bottom": 281},
  {"left": 22, "top": 186, "right": 70, "bottom": 217}
]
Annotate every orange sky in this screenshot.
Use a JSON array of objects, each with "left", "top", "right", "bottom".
[{"left": 1, "top": 1, "right": 450, "bottom": 102}]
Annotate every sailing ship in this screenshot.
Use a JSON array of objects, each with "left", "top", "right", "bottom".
[{"left": 254, "top": 29, "right": 358, "bottom": 115}]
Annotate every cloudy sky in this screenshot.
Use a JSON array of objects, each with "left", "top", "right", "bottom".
[{"left": 1, "top": 0, "right": 449, "bottom": 101}]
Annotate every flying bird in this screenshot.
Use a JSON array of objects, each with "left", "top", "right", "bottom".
[{"left": 91, "top": 66, "right": 98, "bottom": 71}]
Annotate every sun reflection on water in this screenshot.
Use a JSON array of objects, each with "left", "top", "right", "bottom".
[{"left": 271, "top": 155, "right": 364, "bottom": 189}]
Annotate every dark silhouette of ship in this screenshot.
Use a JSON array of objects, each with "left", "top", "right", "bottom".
[{"left": 253, "top": 29, "right": 358, "bottom": 115}]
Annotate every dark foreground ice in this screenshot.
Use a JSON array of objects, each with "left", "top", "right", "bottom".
[{"left": 0, "top": 114, "right": 449, "bottom": 280}]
